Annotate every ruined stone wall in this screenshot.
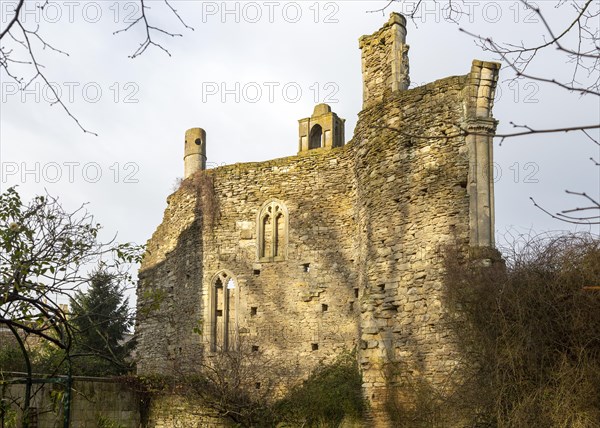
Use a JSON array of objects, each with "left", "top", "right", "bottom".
[
  {"left": 359, "top": 13, "right": 410, "bottom": 108},
  {"left": 136, "top": 186, "right": 204, "bottom": 375},
  {"left": 146, "top": 395, "right": 227, "bottom": 428},
  {"left": 199, "top": 148, "right": 359, "bottom": 381},
  {"left": 137, "top": 146, "right": 361, "bottom": 385},
  {"left": 351, "top": 75, "right": 473, "bottom": 422},
  {"left": 136, "top": 13, "right": 499, "bottom": 426}
]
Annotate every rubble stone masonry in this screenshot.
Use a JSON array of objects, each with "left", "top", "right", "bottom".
[{"left": 136, "top": 13, "right": 500, "bottom": 426}]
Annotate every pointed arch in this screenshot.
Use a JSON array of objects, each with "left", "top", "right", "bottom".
[
  {"left": 209, "top": 270, "right": 238, "bottom": 352},
  {"left": 257, "top": 200, "right": 288, "bottom": 262}
]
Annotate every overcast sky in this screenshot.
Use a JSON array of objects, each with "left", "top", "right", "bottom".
[{"left": 1, "top": 1, "right": 599, "bottom": 299}]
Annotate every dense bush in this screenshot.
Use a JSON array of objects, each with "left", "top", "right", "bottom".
[
  {"left": 443, "top": 234, "right": 600, "bottom": 427},
  {"left": 275, "top": 351, "right": 366, "bottom": 427}
]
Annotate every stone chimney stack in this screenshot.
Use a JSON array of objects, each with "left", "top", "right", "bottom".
[
  {"left": 359, "top": 12, "right": 410, "bottom": 108},
  {"left": 184, "top": 128, "right": 206, "bottom": 179}
]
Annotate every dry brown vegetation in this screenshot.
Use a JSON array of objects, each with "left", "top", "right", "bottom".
[
  {"left": 441, "top": 233, "right": 600, "bottom": 427},
  {"left": 176, "top": 171, "right": 221, "bottom": 230}
]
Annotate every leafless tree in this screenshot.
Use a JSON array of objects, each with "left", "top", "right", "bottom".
[
  {"left": 179, "top": 341, "right": 296, "bottom": 427},
  {"left": 441, "top": 233, "right": 600, "bottom": 427},
  {"left": 0, "top": 0, "right": 193, "bottom": 136}
]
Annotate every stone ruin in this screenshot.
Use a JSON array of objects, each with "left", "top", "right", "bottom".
[{"left": 136, "top": 12, "right": 500, "bottom": 426}]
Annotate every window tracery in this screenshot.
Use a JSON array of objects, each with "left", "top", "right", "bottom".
[
  {"left": 209, "top": 270, "right": 238, "bottom": 352},
  {"left": 258, "top": 200, "right": 288, "bottom": 261}
]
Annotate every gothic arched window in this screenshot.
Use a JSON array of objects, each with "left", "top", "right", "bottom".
[
  {"left": 210, "top": 270, "right": 238, "bottom": 352},
  {"left": 258, "top": 200, "right": 288, "bottom": 262}
]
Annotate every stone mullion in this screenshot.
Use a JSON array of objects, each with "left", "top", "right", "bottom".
[
  {"left": 223, "top": 283, "right": 230, "bottom": 351},
  {"left": 271, "top": 203, "right": 278, "bottom": 259}
]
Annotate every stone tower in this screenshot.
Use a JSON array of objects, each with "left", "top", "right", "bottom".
[
  {"left": 183, "top": 127, "right": 207, "bottom": 178},
  {"left": 359, "top": 12, "right": 410, "bottom": 108},
  {"left": 298, "top": 103, "right": 345, "bottom": 153}
]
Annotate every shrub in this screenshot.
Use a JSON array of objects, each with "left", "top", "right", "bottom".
[
  {"left": 275, "top": 351, "right": 366, "bottom": 427},
  {"left": 444, "top": 233, "right": 600, "bottom": 427}
]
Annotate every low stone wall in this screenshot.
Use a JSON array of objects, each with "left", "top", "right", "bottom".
[
  {"left": 145, "top": 395, "right": 228, "bottom": 428},
  {"left": 1, "top": 377, "right": 140, "bottom": 427}
]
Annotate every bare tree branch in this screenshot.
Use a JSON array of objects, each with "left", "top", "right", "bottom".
[
  {"left": 114, "top": 0, "right": 194, "bottom": 59},
  {"left": 371, "top": 1, "right": 599, "bottom": 226},
  {"left": 0, "top": 0, "right": 24, "bottom": 40},
  {"left": 375, "top": 123, "right": 600, "bottom": 142},
  {"left": 1, "top": 0, "right": 193, "bottom": 134}
]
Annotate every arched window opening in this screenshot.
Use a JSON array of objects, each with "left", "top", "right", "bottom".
[
  {"left": 274, "top": 212, "right": 285, "bottom": 257},
  {"left": 215, "top": 277, "right": 224, "bottom": 317},
  {"left": 262, "top": 213, "right": 272, "bottom": 259},
  {"left": 309, "top": 125, "right": 323, "bottom": 149},
  {"left": 334, "top": 125, "right": 343, "bottom": 148},
  {"left": 210, "top": 271, "right": 238, "bottom": 352},
  {"left": 258, "top": 200, "right": 288, "bottom": 262}
]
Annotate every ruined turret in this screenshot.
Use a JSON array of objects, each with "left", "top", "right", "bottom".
[
  {"left": 298, "top": 103, "right": 345, "bottom": 153},
  {"left": 359, "top": 12, "right": 410, "bottom": 108},
  {"left": 183, "top": 128, "right": 206, "bottom": 178}
]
